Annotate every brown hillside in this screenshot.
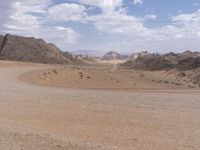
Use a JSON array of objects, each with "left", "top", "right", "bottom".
[{"left": 0, "top": 34, "right": 77, "bottom": 64}]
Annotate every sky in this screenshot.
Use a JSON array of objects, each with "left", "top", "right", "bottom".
[{"left": 1, "top": 0, "right": 200, "bottom": 54}]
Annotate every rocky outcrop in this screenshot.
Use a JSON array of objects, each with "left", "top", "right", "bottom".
[
  {"left": 122, "top": 51, "right": 200, "bottom": 71},
  {"left": 0, "top": 34, "right": 78, "bottom": 64},
  {"left": 101, "top": 51, "right": 128, "bottom": 60},
  {"left": 176, "top": 57, "right": 200, "bottom": 70},
  {"left": 123, "top": 53, "right": 174, "bottom": 70}
]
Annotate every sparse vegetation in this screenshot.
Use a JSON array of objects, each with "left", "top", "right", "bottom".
[
  {"left": 52, "top": 69, "right": 57, "bottom": 74},
  {"left": 177, "top": 72, "right": 186, "bottom": 77}
]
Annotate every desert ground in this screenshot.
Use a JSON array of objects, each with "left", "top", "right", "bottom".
[{"left": 0, "top": 60, "right": 200, "bottom": 149}]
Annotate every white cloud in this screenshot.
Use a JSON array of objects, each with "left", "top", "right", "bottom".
[
  {"left": 133, "top": 0, "right": 143, "bottom": 6},
  {"left": 172, "top": 9, "right": 200, "bottom": 23},
  {"left": 54, "top": 26, "right": 78, "bottom": 44},
  {"left": 1, "top": 1, "right": 200, "bottom": 53},
  {"left": 80, "top": 0, "right": 146, "bottom": 34},
  {"left": 87, "top": 8, "right": 200, "bottom": 52},
  {"left": 0, "top": 1, "right": 45, "bottom": 35},
  {"left": 7, "top": 3, "right": 41, "bottom": 30},
  {"left": 169, "top": 9, "right": 200, "bottom": 39},
  {"left": 13, "top": 1, "right": 49, "bottom": 14},
  {"left": 87, "top": 11, "right": 146, "bottom": 34},
  {"left": 79, "top": 0, "right": 123, "bottom": 12},
  {"left": 0, "top": 0, "right": 79, "bottom": 50},
  {"left": 48, "top": 3, "right": 86, "bottom": 22},
  {"left": 145, "top": 14, "right": 157, "bottom": 20}
]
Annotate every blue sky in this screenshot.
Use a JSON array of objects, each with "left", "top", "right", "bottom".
[{"left": 1, "top": 0, "right": 200, "bottom": 55}]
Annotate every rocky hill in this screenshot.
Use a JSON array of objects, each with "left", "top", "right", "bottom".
[
  {"left": 176, "top": 57, "right": 200, "bottom": 70},
  {"left": 63, "top": 52, "right": 96, "bottom": 64},
  {"left": 75, "top": 54, "right": 96, "bottom": 64},
  {"left": 101, "top": 51, "right": 128, "bottom": 61},
  {"left": 122, "top": 51, "right": 200, "bottom": 71},
  {"left": 123, "top": 52, "right": 173, "bottom": 70},
  {"left": 0, "top": 34, "right": 79, "bottom": 64}
]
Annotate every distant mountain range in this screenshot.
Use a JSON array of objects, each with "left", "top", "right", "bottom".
[
  {"left": 122, "top": 50, "right": 200, "bottom": 71},
  {"left": 71, "top": 50, "right": 104, "bottom": 57},
  {"left": 1, "top": 34, "right": 200, "bottom": 71}
]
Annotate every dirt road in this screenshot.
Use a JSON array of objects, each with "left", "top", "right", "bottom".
[{"left": 0, "top": 63, "right": 200, "bottom": 149}]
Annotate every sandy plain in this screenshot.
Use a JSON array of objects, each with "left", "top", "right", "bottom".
[{"left": 0, "top": 61, "right": 199, "bottom": 150}]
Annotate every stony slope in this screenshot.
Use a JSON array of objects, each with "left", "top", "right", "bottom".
[{"left": 0, "top": 34, "right": 77, "bottom": 64}]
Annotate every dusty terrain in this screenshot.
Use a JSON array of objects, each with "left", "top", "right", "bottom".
[
  {"left": 21, "top": 64, "right": 200, "bottom": 89},
  {"left": 0, "top": 61, "right": 200, "bottom": 149}
]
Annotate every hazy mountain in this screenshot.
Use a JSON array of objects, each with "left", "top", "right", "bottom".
[
  {"left": 0, "top": 34, "right": 79, "bottom": 64},
  {"left": 75, "top": 54, "right": 96, "bottom": 64},
  {"left": 63, "top": 52, "right": 96, "bottom": 64},
  {"left": 71, "top": 50, "right": 104, "bottom": 57},
  {"left": 101, "top": 51, "right": 128, "bottom": 61}
]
